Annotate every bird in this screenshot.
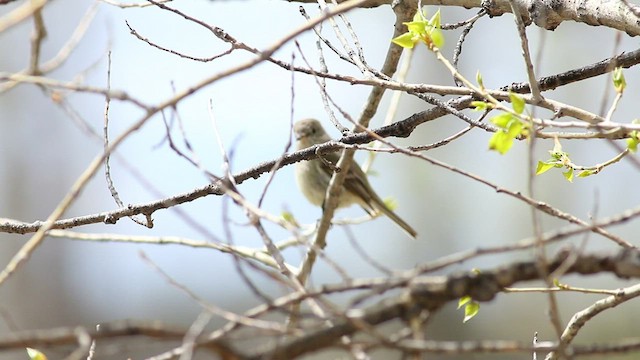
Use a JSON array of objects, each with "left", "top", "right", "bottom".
[{"left": 293, "top": 118, "right": 417, "bottom": 239}]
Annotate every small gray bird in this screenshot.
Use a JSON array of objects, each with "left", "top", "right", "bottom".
[{"left": 293, "top": 118, "right": 417, "bottom": 239}]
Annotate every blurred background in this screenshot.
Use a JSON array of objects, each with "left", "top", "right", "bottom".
[{"left": 1, "top": 0, "right": 639, "bottom": 359}]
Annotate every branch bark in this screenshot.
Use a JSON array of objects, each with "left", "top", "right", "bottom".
[{"left": 287, "top": 0, "right": 640, "bottom": 36}]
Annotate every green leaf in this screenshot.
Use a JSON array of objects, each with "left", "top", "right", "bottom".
[
  {"left": 281, "top": 211, "right": 296, "bottom": 224},
  {"left": 412, "top": 9, "right": 427, "bottom": 22},
  {"left": 627, "top": 120, "right": 640, "bottom": 152},
  {"left": 506, "top": 119, "right": 523, "bottom": 138},
  {"left": 471, "top": 101, "right": 490, "bottom": 111},
  {"left": 578, "top": 169, "right": 596, "bottom": 178},
  {"left": 26, "top": 348, "right": 48, "bottom": 360},
  {"left": 395, "top": 8, "right": 445, "bottom": 49},
  {"left": 536, "top": 161, "right": 556, "bottom": 175},
  {"left": 509, "top": 92, "right": 525, "bottom": 114},
  {"left": 458, "top": 295, "right": 480, "bottom": 322},
  {"left": 488, "top": 131, "right": 513, "bottom": 155},
  {"left": 463, "top": 301, "right": 480, "bottom": 323},
  {"left": 392, "top": 32, "right": 416, "bottom": 48},
  {"left": 613, "top": 67, "right": 626, "bottom": 93},
  {"left": 563, "top": 168, "right": 574, "bottom": 182},
  {"left": 488, "top": 113, "right": 526, "bottom": 155},
  {"left": 476, "top": 70, "right": 484, "bottom": 89},
  {"left": 403, "top": 11, "right": 428, "bottom": 35},
  {"left": 429, "top": 9, "right": 441, "bottom": 29},
  {"left": 458, "top": 295, "right": 472, "bottom": 308},
  {"left": 627, "top": 137, "right": 639, "bottom": 153},
  {"left": 550, "top": 151, "right": 564, "bottom": 161},
  {"left": 404, "top": 20, "right": 426, "bottom": 35},
  {"left": 427, "top": 10, "right": 444, "bottom": 48},
  {"left": 428, "top": 29, "right": 445, "bottom": 48},
  {"left": 490, "top": 112, "right": 514, "bottom": 128},
  {"left": 383, "top": 197, "right": 398, "bottom": 211}
]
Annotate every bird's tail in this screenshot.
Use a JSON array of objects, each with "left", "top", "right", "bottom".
[{"left": 366, "top": 197, "right": 417, "bottom": 239}]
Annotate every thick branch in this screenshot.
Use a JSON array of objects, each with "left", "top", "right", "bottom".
[
  {"left": 0, "top": 250, "right": 637, "bottom": 358},
  {"left": 288, "top": 0, "right": 640, "bottom": 36},
  {"left": 246, "top": 249, "right": 640, "bottom": 359}
]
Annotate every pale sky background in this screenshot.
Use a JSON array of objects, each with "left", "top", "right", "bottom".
[{"left": 1, "top": 1, "right": 640, "bottom": 359}]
